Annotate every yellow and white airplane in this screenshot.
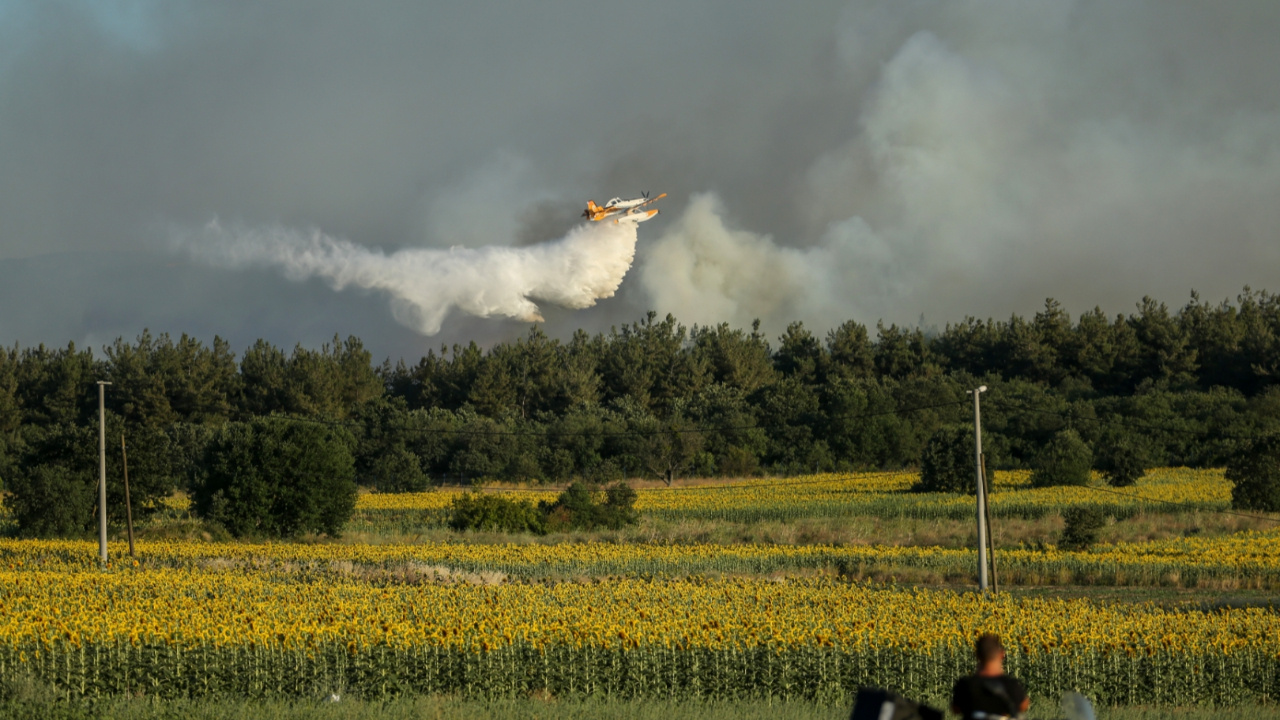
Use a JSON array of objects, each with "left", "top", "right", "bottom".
[{"left": 582, "top": 192, "right": 667, "bottom": 224}]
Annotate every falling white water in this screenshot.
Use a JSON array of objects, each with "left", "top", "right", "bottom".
[{"left": 182, "top": 219, "right": 641, "bottom": 335}]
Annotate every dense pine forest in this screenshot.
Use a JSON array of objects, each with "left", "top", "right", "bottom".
[{"left": 2, "top": 289, "right": 1279, "bottom": 532}]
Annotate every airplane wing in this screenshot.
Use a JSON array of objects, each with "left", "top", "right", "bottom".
[
  {"left": 628, "top": 193, "right": 667, "bottom": 209},
  {"left": 615, "top": 208, "right": 659, "bottom": 224}
]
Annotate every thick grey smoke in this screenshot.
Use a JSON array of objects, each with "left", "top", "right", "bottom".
[
  {"left": 1, "top": 1, "right": 1278, "bottom": 357},
  {"left": 641, "top": 9, "right": 1280, "bottom": 330},
  {"left": 184, "top": 219, "right": 641, "bottom": 335},
  {"left": 640, "top": 194, "right": 894, "bottom": 330}
]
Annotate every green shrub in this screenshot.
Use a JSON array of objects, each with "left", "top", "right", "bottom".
[
  {"left": 6, "top": 417, "right": 176, "bottom": 538},
  {"left": 192, "top": 418, "right": 357, "bottom": 538},
  {"left": 542, "top": 449, "right": 576, "bottom": 482},
  {"left": 448, "top": 481, "right": 640, "bottom": 534},
  {"left": 1094, "top": 436, "right": 1147, "bottom": 487},
  {"left": 448, "top": 493, "right": 546, "bottom": 534},
  {"left": 6, "top": 464, "right": 92, "bottom": 538},
  {"left": 915, "top": 425, "right": 976, "bottom": 494},
  {"left": 1060, "top": 507, "right": 1105, "bottom": 551},
  {"left": 168, "top": 422, "right": 220, "bottom": 492},
  {"left": 369, "top": 444, "right": 428, "bottom": 493},
  {"left": 602, "top": 481, "right": 640, "bottom": 528},
  {"left": 582, "top": 459, "right": 624, "bottom": 484},
  {"left": 541, "top": 481, "right": 639, "bottom": 531},
  {"left": 719, "top": 446, "right": 760, "bottom": 477},
  {"left": 1226, "top": 434, "right": 1280, "bottom": 512},
  {"left": 1031, "top": 429, "right": 1093, "bottom": 487}
]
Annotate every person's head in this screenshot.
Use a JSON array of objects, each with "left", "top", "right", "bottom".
[{"left": 975, "top": 633, "right": 1005, "bottom": 671}]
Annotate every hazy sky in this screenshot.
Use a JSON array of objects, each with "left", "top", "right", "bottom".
[{"left": 2, "top": 1, "right": 1278, "bottom": 361}]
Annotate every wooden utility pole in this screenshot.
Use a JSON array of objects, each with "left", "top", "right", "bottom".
[{"left": 121, "top": 434, "right": 135, "bottom": 559}]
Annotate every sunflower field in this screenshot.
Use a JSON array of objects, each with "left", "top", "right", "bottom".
[
  {"left": 3, "top": 521, "right": 1280, "bottom": 587},
  {"left": 0, "top": 564, "right": 1277, "bottom": 705},
  {"left": 330, "top": 467, "right": 1233, "bottom": 531},
  {"left": 148, "top": 468, "right": 1231, "bottom": 531},
  {"left": 0, "top": 467, "right": 1273, "bottom": 707}
]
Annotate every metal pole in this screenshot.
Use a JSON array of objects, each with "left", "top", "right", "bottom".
[
  {"left": 122, "top": 433, "right": 135, "bottom": 559},
  {"left": 97, "top": 381, "right": 112, "bottom": 567},
  {"left": 981, "top": 453, "right": 998, "bottom": 594},
  {"left": 972, "top": 385, "right": 989, "bottom": 592}
]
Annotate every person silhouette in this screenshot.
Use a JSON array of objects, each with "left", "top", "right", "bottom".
[{"left": 950, "top": 634, "right": 1029, "bottom": 719}]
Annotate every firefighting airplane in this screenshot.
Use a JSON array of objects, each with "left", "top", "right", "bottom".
[{"left": 582, "top": 192, "right": 667, "bottom": 224}]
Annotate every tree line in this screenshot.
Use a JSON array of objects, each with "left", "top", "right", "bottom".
[{"left": 2, "top": 287, "right": 1280, "bottom": 536}]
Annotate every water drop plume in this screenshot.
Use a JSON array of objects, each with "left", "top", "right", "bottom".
[{"left": 183, "top": 219, "right": 640, "bottom": 335}]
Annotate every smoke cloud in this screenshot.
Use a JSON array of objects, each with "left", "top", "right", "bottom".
[
  {"left": 1, "top": 1, "right": 1278, "bottom": 357},
  {"left": 640, "top": 194, "right": 895, "bottom": 330},
  {"left": 185, "top": 219, "right": 640, "bottom": 336},
  {"left": 641, "top": 16, "right": 1280, "bottom": 331}
]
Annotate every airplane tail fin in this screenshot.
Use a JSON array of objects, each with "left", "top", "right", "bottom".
[{"left": 584, "top": 200, "right": 607, "bottom": 221}]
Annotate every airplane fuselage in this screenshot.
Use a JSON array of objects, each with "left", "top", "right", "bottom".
[
  {"left": 583, "top": 193, "right": 666, "bottom": 223},
  {"left": 602, "top": 196, "right": 647, "bottom": 210}
]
